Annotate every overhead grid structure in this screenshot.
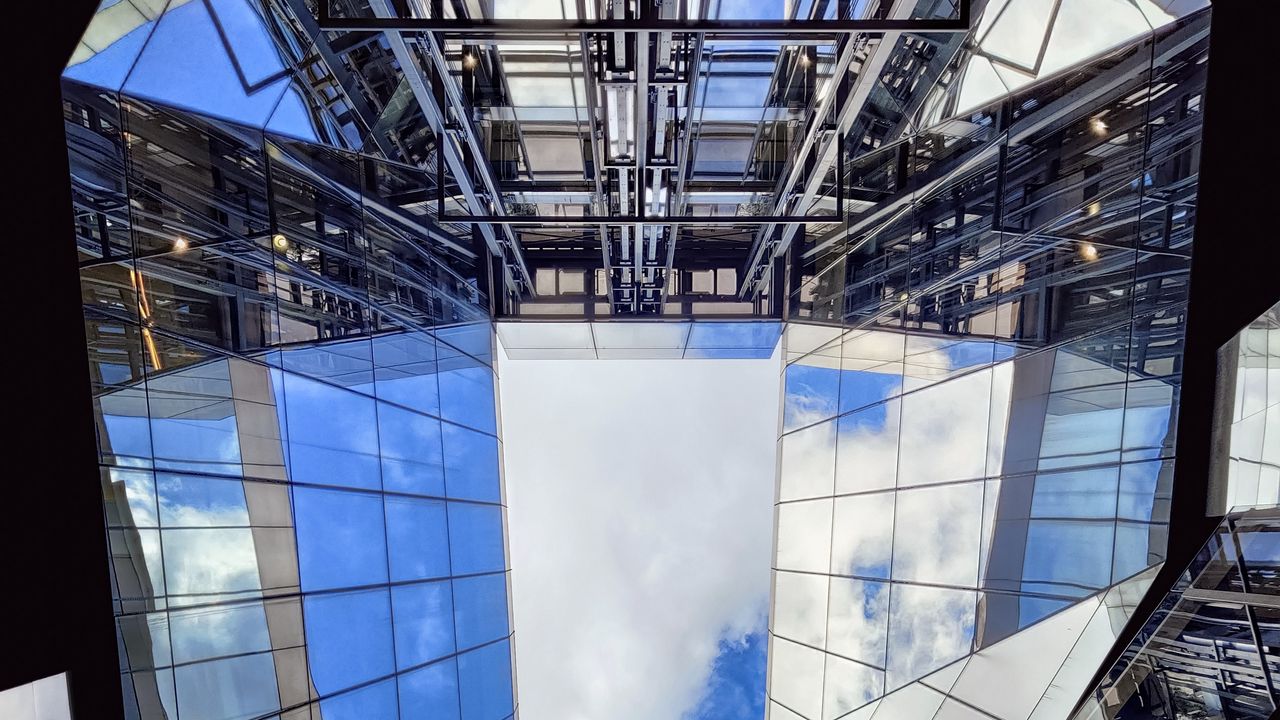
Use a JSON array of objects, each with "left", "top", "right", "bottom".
[{"left": 307, "top": 0, "right": 972, "bottom": 317}]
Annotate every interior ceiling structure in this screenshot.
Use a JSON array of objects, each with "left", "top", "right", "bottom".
[{"left": 67, "top": 0, "right": 1200, "bottom": 320}]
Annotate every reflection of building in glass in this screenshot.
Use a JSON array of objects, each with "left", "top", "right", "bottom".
[
  {"left": 1211, "top": 302, "right": 1280, "bottom": 513},
  {"left": 769, "top": 7, "right": 1211, "bottom": 719},
  {"left": 1075, "top": 508, "right": 1280, "bottom": 719},
  {"left": 52, "top": 0, "right": 1246, "bottom": 718}
]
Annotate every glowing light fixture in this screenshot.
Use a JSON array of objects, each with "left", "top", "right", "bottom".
[
  {"left": 272, "top": 233, "right": 289, "bottom": 251},
  {"left": 462, "top": 53, "right": 477, "bottom": 70},
  {"left": 1080, "top": 243, "right": 1100, "bottom": 261},
  {"left": 1089, "top": 117, "right": 1108, "bottom": 136},
  {"left": 172, "top": 237, "right": 189, "bottom": 252}
]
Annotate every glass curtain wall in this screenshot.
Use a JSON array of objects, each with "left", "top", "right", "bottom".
[
  {"left": 62, "top": 3, "right": 515, "bottom": 718},
  {"left": 768, "top": 7, "right": 1210, "bottom": 720},
  {"left": 1214, "top": 301, "right": 1280, "bottom": 512},
  {"left": 1075, "top": 507, "right": 1280, "bottom": 720}
]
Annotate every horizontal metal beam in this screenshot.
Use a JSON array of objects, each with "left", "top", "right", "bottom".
[
  {"left": 442, "top": 215, "right": 841, "bottom": 225},
  {"left": 1181, "top": 586, "right": 1280, "bottom": 610},
  {"left": 315, "top": 18, "right": 970, "bottom": 34}
]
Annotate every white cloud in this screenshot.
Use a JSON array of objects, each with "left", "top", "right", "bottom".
[{"left": 497, "top": 343, "right": 781, "bottom": 720}]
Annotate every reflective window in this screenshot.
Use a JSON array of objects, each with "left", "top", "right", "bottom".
[
  {"left": 453, "top": 573, "right": 511, "bottom": 650},
  {"left": 457, "top": 639, "right": 515, "bottom": 720},
  {"left": 303, "top": 589, "right": 395, "bottom": 696},
  {"left": 294, "top": 486, "right": 388, "bottom": 591},
  {"left": 377, "top": 402, "right": 446, "bottom": 497},
  {"left": 398, "top": 658, "right": 461, "bottom": 719},
  {"left": 447, "top": 503, "right": 506, "bottom": 576},
  {"left": 385, "top": 496, "right": 451, "bottom": 582},
  {"left": 443, "top": 424, "right": 501, "bottom": 502},
  {"left": 392, "top": 580, "right": 456, "bottom": 669}
]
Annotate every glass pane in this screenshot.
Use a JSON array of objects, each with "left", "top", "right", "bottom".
[
  {"left": 826, "top": 578, "right": 890, "bottom": 670},
  {"left": 452, "top": 573, "right": 510, "bottom": 651},
  {"left": 891, "top": 482, "right": 984, "bottom": 587},
  {"left": 898, "top": 369, "right": 993, "bottom": 486},
  {"left": 392, "top": 581, "right": 456, "bottom": 669},
  {"left": 302, "top": 588, "right": 395, "bottom": 696},
  {"left": 442, "top": 423, "right": 501, "bottom": 503},
  {"left": 456, "top": 639, "right": 514, "bottom": 720},
  {"left": 293, "top": 486, "right": 388, "bottom": 591},
  {"left": 835, "top": 400, "right": 900, "bottom": 494},
  {"left": 772, "top": 570, "right": 828, "bottom": 649},
  {"left": 283, "top": 373, "right": 380, "bottom": 490},
  {"left": 385, "top": 496, "right": 451, "bottom": 582},
  {"left": 886, "top": 584, "right": 976, "bottom": 690},
  {"left": 779, "top": 419, "right": 836, "bottom": 502},
  {"left": 830, "top": 492, "right": 895, "bottom": 580},
  {"left": 776, "top": 499, "right": 832, "bottom": 574},
  {"left": 377, "top": 402, "right": 445, "bottom": 497},
  {"left": 398, "top": 658, "right": 461, "bottom": 719},
  {"left": 447, "top": 503, "right": 506, "bottom": 576}
]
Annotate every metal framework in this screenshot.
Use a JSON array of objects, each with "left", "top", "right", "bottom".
[{"left": 303, "top": 0, "right": 972, "bottom": 315}]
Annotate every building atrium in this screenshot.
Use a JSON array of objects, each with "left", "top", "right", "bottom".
[{"left": 4, "top": 1, "right": 1277, "bottom": 719}]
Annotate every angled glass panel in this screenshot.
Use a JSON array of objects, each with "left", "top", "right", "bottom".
[
  {"left": 174, "top": 651, "right": 281, "bottom": 720},
  {"left": 160, "top": 526, "right": 261, "bottom": 600},
  {"left": 63, "top": 79, "right": 134, "bottom": 262},
  {"left": 102, "top": 467, "right": 159, "bottom": 530},
  {"left": 897, "top": 368, "right": 993, "bottom": 486},
  {"left": 373, "top": 329, "right": 442, "bottom": 417},
  {"left": 822, "top": 654, "right": 883, "bottom": 720},
  {"left": 768, "top": 636, "right": 825, "bottom": 720},
  {"left": 437, "top": 344, "right": 498, "bottom": 434},
  {"left": 156, "top": 473, "right": 251, "bottom": 527},
  {"left": 64, "top": 0, "right": 164, "bottom": 91},
  {"left": 776, "top": 498, "right": 832, "bottom": 575},
  {"left": 169, "top": 600, "right": 271, "bottom": 665},
  {"left": 885, "top": 584, "right": 976, "bottom": 690},
  {"left": 783, "top": 360, "right": 840, "bottom": 432},
  {"left": 121, "top": 0, "right": 289, "bottom": 127}
]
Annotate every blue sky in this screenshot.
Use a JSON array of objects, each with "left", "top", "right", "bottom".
[
  {"left": 685, "top": 631, "right": 767, "bottom": 720},
  {"left": 499, "top": 345, "right": 779, "bottom": 720}
]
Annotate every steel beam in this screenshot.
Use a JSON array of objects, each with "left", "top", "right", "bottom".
[
  {"left": 315, "top": 17, "right": 970, "bottom": 34},
  {"left": 368, "top": 0, "right": 535, "bottom": 297}
]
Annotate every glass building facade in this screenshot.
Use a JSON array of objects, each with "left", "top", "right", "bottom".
[
  {"left": 50, "top": 1, "right": 1248, "bottom": 719},
  {"left": 1075, "top": 507, "right": 1280, "bottom": 719},
  {"left": 769, "top": 7, "right": 1210, "bottom": 719},
  {"left": 64, "top": 5, "right": 515, "bottom": 714},
  {"left": 1213, "top": 301, "right": 1280, "bottom": 513}
]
